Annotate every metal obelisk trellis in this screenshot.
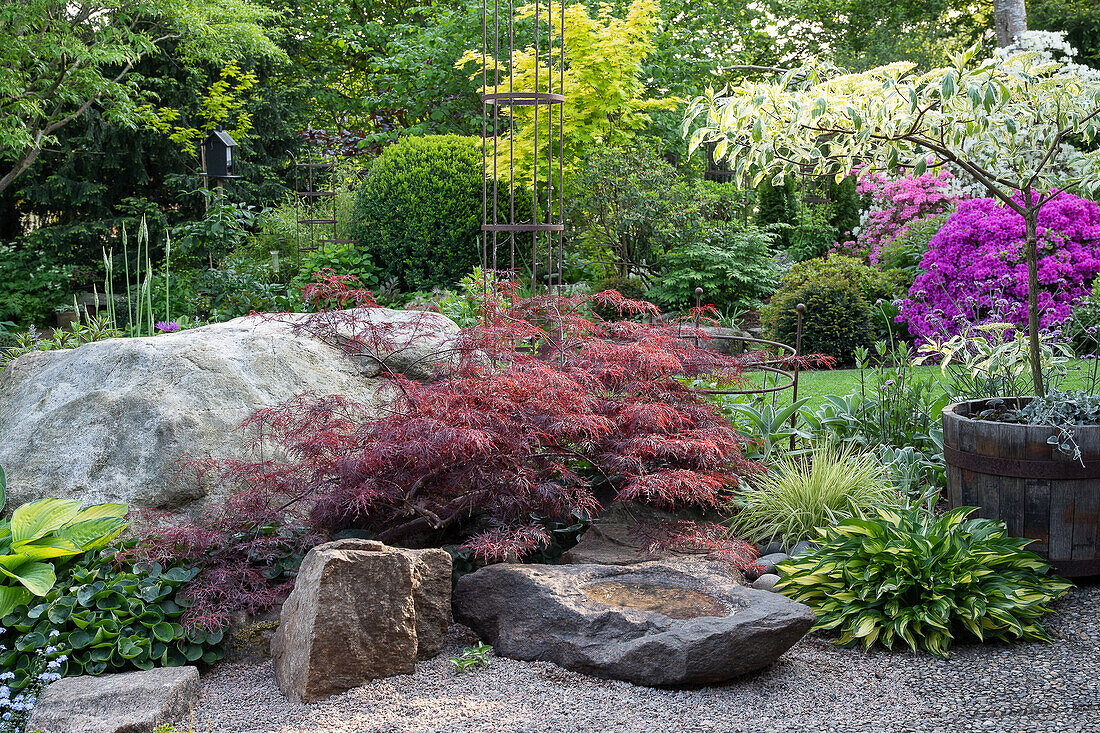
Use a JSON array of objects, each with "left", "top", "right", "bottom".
[{"left": 482, "top": 0, "right": 566, "bottom": 292}]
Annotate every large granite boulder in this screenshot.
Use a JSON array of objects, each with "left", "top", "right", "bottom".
[
  {"left": 26, "top": 666, "right": 200, "bottom": 733},
  {"left": 0, "top": 308, "right": 457, "bottom": 512},
  {"left": 453, "top": 561, "right": 814, "bottom": 687},
  {"left": 271, "top": 539, "right": 451, "bottom": 703}
]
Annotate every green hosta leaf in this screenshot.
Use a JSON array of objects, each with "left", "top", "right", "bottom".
[
  {"left": 67, "top": 504, "right": 128, "bottom": 524},
  {"left": 0, "top": 585, "right": 32, "bottom": 618},
  {"left": 56, "top": 517, "right": 129, "bottom": 552},
  {"left": 68, "top": 630, "right": 95, "bottom": 649},
  {"left": 9, "top": 536, "right": 83, "bottom": 561},
  {"left": 152, "top": 621, "right": 177, "bottom": 643},
  {"left": 9, "top": 498, "right": 82, "bottom": 544},
  {"left": 0, "top": 559, "right": 56, "bottom": 596}
]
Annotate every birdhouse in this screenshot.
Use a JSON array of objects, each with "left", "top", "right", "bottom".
[{"left": 201, "top": 128, "right": 240, "bottom": 179}]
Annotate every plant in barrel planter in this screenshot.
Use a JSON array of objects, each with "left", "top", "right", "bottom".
[{"left": 685, "top": 37, "right": 1100, "bottom": 574}]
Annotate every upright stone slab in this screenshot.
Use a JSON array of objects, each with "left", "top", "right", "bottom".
[
  {"left": 270, "top": 539, "right": 451, "bottom": 702},
  {"left": 26, "top": 667, "right": 199, "bottom": 733}
]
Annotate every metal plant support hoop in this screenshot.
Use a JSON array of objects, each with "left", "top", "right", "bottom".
[{"left": 482, "top": 0, "right": 566, "bottom": 292}]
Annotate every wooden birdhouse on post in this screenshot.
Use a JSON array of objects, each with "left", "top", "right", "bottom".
[{"left": 201, "top": 128, "right": 241, "bottom": 182}]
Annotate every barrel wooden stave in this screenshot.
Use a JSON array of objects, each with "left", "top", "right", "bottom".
[{"left": 942, "top": 400, "right": 1100, "bottom": 577}]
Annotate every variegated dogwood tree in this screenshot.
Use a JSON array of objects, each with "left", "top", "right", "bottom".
[{"left": 684, "top": 45, "right": 1100, "bottom": 396}]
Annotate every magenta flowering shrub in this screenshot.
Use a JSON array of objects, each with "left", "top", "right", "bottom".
[
  {"left": 899, "top": 193, "right": 1100, "bottom": 340},
  {"left": 835, "top": 170, "right": 959, "bottom": 265}
]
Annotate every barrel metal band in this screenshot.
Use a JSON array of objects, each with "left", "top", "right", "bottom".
[{"left": 943, "top": 445, "right": 1100, "bottom": 480}]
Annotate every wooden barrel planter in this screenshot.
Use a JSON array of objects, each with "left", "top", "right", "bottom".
[{"left": 942, "top": 399, "right": 1100, "bottom": 577}]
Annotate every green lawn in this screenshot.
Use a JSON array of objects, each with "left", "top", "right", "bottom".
[{"left": 739, "top": 361, "right": 1098, "bottom": 410}]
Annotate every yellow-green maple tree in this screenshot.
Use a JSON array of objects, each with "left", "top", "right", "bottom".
[{"left": 458, "top": 0, "right": 672, "bottom": 187}]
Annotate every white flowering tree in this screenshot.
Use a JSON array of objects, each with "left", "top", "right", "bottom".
[{"left": 684, "top": 43, "right": 1100, "bottom": 396}]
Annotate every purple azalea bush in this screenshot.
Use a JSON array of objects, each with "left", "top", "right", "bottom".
[
  {"left": 835, "top": 170, "right": 958, "bottom": 264},
  {"left": 899, "top": 192, "right": 1100, "bottom": 340}
]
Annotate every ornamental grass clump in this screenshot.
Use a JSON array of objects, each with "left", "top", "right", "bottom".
[
  {"left": 776, "top": 500, "right": 1072, "bottom": 659},
  {"left": 728, "top": 443, "right": 901, "bottom": 546}
]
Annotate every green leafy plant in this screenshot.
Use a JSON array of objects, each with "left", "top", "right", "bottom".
[
  {"left": 0, "top": 496, "right": 129, "bottom": 618},
  {"left": 776, "top": 498, "right": 1073, "bottom": 658},
  {"left": 0, "top": 313, "right": 123, "bottom": 369},
  {"left": 763, "top": 255, "right": 899, "bottom": 362},
  {"left": 915, "top": 322, "right": 1074, "bottom": 402},
  {"left": 448, "top": 642, "right": 492, "bottom": 673},
  {"left": 0, "top": 550, "right": 223, "bottom": 692},
  {"left": 353, "top": 135, "right": 523, "bottom": 291},
  {"left": 728, "top": 442, "right": 901, "bottom": 546},
  {"left": 0, "top": 243, "right": 72, "bottom": 329},
  {"left": 649, "top": 223, "right": 782, "bottom": 312},
  {"left": 719, "top": 396, "right": 814, "bottom": 461}
]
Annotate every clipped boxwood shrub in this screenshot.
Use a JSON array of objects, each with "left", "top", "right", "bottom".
[
  {"left": 763, "top": 256, "right": 901, "bottom": 361},
  {"left": 0, "top": 550, "right": 223, "bottom": 691},
  {"left": 352, "top": 135, "right": 530, "bottom": 291},
  {"left": 769, "top": 278, "right": 874, "bottom": 364}
]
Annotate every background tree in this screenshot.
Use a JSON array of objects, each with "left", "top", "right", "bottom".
[
  {"left": 686, "top": 46, "right": 1100, "bottom": 396},
  {"left": 458, "top": 0, "right": 671, "bottom": 182},
  {"left": 0, "top": 0, "right": 282, "bottom": 195},
  {"left": 995, "top": 0, "right": 1029, "bottom": 47}
]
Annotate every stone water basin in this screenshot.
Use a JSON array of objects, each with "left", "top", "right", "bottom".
[{"left": 580, "top": 580, "right": 728, "bottom": 620}]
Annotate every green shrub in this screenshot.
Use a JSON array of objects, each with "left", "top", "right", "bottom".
[
  {"left": 0, "top": 244, "right": 72, "bottom": 328},
  {"left": 768, "top": 279, "right": 874, "bottom": 363},
  {"left": 566, "top": 142, "right": 695, "bottom": 279},
  {"left": 777, "top": 499, "right": 1073, "bottom": 658},
  {"left": 763, "top": 255, "right": 899, "bottom": 360},
  {"left": 0, "top": 551, "right": 223, "bottom": 691},
  {"left": 352, "top": 135, "right": 519, "bottom": 291},
  {"left": 290, "top": 242, "right": 381, "bottom": 296},
  {"left": 649, "top": 224, "right": 781, "bottom": 312},
  {"left": 728, "top": 443, "right": 901, "bottom": 546}
]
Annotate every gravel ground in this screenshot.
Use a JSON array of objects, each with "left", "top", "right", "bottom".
[{"left": 191, "top": 582, "right": 1099, "bottom": 733}]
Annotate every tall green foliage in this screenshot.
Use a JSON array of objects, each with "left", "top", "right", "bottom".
[
  {"left": 0, "top": 0, "right": 282, "bottom": 195},
  {"left": 754, "top": 176, "right": 796, "bottom": 248},
  {"left": 459, "top": 0, "right": 670, "bottom": 181},
  {"left": 566, "top": 142, "right": 694, "bottom": 278}
]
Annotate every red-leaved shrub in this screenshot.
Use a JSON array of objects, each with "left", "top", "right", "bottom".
[{"left": 132, "top": 272, "right": 817, "bottom": 629}]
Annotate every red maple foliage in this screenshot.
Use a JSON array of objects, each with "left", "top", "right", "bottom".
[{"left": 131, "top": 272, "right": 822, "bottom": 628}]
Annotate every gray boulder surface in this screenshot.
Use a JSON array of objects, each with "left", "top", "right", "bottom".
[
  {"left": 0, "top": 308, "right": 457, "bottom": 513},
  {"left": 453, "top": 561, "right": 815, "bottom": 687},
  {"left": 26, "top": 666, "right": 200, "bottom": 733},
  {"left": 271, "top": 539, "right": 452, "bottom": 703}
]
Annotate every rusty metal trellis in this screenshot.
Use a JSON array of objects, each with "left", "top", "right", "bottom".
[{"left": 482, "top": 0, "right": 566, "bottom": 292}]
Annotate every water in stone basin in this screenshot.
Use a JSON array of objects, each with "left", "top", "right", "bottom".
[{"left": 580, "top": 580, "right": 728, "bottom": 619}]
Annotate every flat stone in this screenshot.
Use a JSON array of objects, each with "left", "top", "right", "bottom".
[
  {"left": 751, "top": 573, "right": 781, "bottom": 591},
  {"left": 453, "top": 561, "right": 815, "bottom": 687},
  {"left": 270, "top": 539, "right": 451, "bottom": 703},
  {"left": 26, "top": 667, "right": 199, "bottom": 733},
  {"left": 0, "top": 308, "right": 457, "bottom": 513}
]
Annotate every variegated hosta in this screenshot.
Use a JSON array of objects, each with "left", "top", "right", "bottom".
[
  {"left": 775, "top": 503, "right": 1072, "bottom": 659},
  {"left": 0, "top": 485, "right": 130, "bottom": 618}
]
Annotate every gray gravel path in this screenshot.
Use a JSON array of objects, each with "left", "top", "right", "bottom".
[{"left": 191, "top": 582, "right": 1099, "bottom": 733}]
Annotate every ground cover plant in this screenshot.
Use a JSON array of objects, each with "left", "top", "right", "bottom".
[{"left": 776, "top": 496, "right": 1073, "bottom": 658}]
